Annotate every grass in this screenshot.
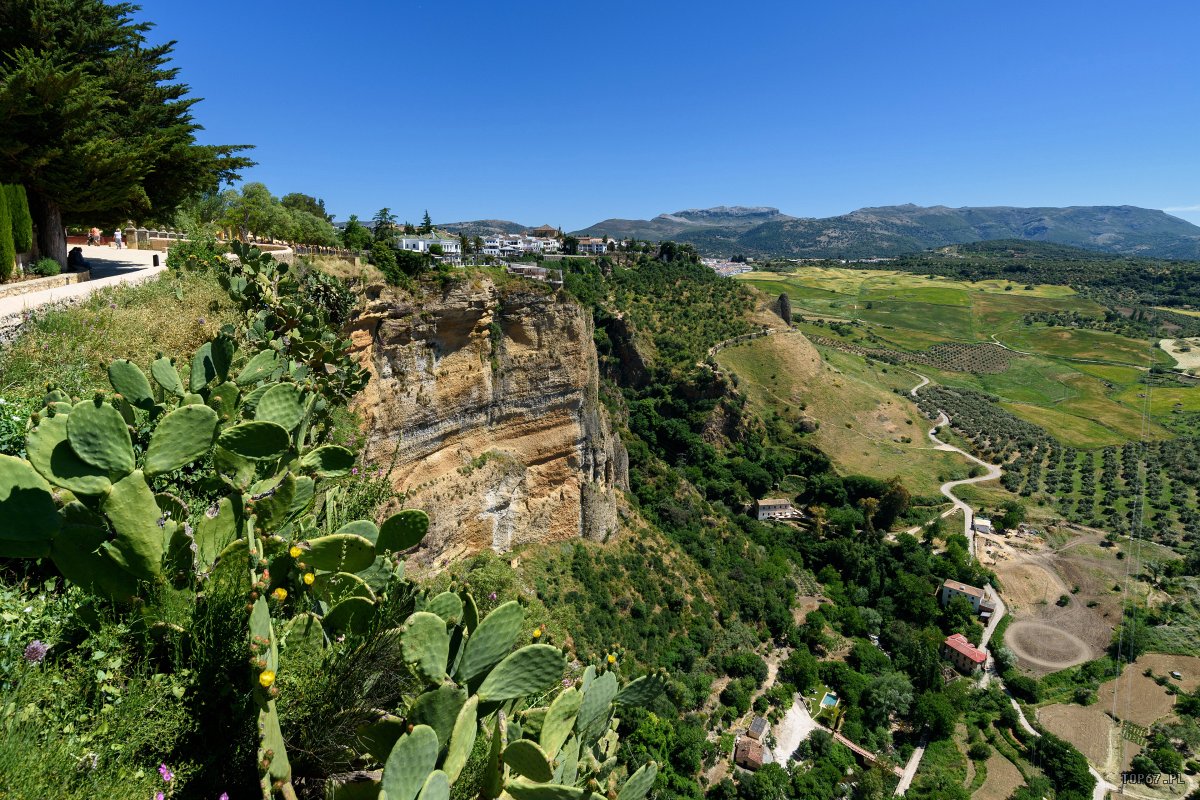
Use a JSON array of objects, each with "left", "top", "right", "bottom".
[
  {"left": 716, "top": 333, "right": 975, "bottom": 496},
  {"left": 0, "top": 270, "right": 239, "bottom": 403},
  {"left": 1000, "top": 326, "right": 1171, "bottom": 366}
]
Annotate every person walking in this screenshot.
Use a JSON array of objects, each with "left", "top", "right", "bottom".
[{"left": 113, "top": 229, "right": 123, "bottom": 249}]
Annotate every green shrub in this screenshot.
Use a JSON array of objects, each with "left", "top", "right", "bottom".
[
  {"left": 31, "top": 257, "right": 60, "bottom": 276},
  {"left": 168, "top": 234, "right": 224, "bottom": 271},
  {"left": 5, "top": 184, "right": 33, "bottom": 252},
  {"left": 0, "top": 185, "right": 13, "bottom": 281}
]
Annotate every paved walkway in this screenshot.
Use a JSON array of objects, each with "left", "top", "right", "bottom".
[{"left": 1, "top": 246, "right": 166, "bottom": 334}]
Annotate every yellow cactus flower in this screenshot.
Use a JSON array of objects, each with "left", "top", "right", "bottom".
[
  {"left": 607, "top": 653, "right": 617, "bottom": 664},
  {"left": 288, "top": 545, "right": 302, "bottom": 558},
  {"left": 272, "top": 587, "right": 287, "bottom": 602},
  {"left": 259, "top": 669, "right": 276, "bottom": 688},
  {"left": 532, "top": 627, "right": 543, "bottom": 639},
  {"left": 303, "top": 572, "right": 315, "bottom": 585}
]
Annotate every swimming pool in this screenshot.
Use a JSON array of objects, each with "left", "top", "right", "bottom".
[{"left": 820, "top": 692, "right": 838, "bottom": 709}]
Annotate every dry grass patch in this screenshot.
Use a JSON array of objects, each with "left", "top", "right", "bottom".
[
  {"left": 0, "top": 270, "right": 238, "bottom": 401},
  {"left": 1037, "top": 703, "right": 1114, "bottom": 766},
  {"left": 1095, "top": 668, "right": 1175, "bottom": 727},
  {"left": 972, "top": 750, "right": 1024, "bottom": 800},
  {"left": 1137, "top": 654, "right": 1200, "bottom": 692}
]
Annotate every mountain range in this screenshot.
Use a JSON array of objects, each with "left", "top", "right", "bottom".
[{"left": 571, "top": 204, "right": 1200, "bottom": 260}]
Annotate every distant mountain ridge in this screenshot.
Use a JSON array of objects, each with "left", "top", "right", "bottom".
[
  {"left": 437, "top": 219, "right": 531, "bottom": 237},
  {"left": 574, "top": 204, "right": 1200, "bottom": 260}
]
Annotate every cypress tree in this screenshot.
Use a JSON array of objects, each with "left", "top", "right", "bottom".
[
  {"left": 0, "top": 187, "right": 14, "bottom": 281},
  {"left": 6, "top": 185, "right": 33, "bottom": 252}
]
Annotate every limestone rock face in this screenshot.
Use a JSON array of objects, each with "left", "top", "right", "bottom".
[{"left": 349, "top": 277, "right": 627, "bottom": 568}]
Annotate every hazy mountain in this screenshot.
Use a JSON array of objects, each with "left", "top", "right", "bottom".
[
  {"left": 574, "top": 206, "right": 793, "bottom": 241},
  {"left": 575, "top": 204, "right": 1200, "bottom": 259},
  {"left": 437, "top": 219, "right": 530, "bottom": 237}
]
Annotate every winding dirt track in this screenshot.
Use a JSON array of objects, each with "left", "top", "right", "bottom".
[{"left": 908, "top": 374, "right": 1004, "bottom": 556}]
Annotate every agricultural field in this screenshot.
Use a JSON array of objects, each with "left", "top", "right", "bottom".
[{"left": 736, "top": 268, "right": 1200, "bottom": 545}]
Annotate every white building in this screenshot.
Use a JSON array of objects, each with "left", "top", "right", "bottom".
[
  {"left": 576, "top": 237, "right": 609, "bottom": 255},
  {"left": 399, "top": 231, "right": 461, "bottom": 264},
  {"left": 972, "top": 517, "right": 993, "bottom": 535},
  {"left": 940, "top": 580, "right": 985, "bottom": 613},
  {"left": 755, "top": 498, "right": 799, "bottom": 521}
]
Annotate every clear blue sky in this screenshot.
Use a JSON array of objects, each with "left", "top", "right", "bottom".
[{"left": 138, "top": 0, "right": 1200, "bottom": 230}]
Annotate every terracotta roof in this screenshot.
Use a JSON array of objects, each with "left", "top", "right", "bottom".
[
  {"left": 734, "top": 737, "right": 764, "bottom": 769},
  {"left": 944, "top": 633, "right": 987, "bottom": 663},
  {"left": 943, "top": 579, "right": 984, "bottom": 598}
]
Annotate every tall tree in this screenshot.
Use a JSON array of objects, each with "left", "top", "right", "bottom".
[
  {"left": 280, "top": 192, "right": 332, "bottom": 222},
  {"left": 341, "top": 215, "right": 371, "bottom": 251},
  {"left": 420, "top": 209, "right": 432, "bottom": 234},
  {"left": 0, "top": 1, "right": 253, "bottom": 265},
  {"left": 372, "top": 208, "right": 397, "bottom": 241}
]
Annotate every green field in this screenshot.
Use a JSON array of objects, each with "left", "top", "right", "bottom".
[{"left": 737, "top": 268, "right": 1199, "bottom": 447}]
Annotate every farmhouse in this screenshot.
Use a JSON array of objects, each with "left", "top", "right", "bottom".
[
  {"left": 942, "top": 633, "right": 987, "bottom": 674},
  {"left": 734, "top": 737, "right": 764, "bottom": 770},
  {"left": 940, "top": 580, "right": 985, "bottom": 612},
  {"left": 747, "top": 716, "right": 769, "bottom": 741},
  {"left": 972, "top": 517, "right": 994, "bottom": 535},
  {"left": 754, "top": 498, "right": 800, "bottom": 521}
]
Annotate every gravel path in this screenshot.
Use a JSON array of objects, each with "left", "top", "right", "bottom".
[{"left": 1, "top": 246, "right": 166, "bottom": 335}]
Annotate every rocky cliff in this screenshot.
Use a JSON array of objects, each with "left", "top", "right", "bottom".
[{"left": 349, "top": 276, "right": 627, "bottom": 568}]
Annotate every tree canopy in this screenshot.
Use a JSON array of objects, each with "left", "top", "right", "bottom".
[{"left": 0, "top": 0, "right": 253, "bottom": 263}]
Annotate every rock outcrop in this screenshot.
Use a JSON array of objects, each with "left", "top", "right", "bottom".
[{"left": 349, "top": 277, "right": 627, "bottom": 567}]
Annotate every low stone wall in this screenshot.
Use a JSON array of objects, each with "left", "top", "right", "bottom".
[{"left": 0, "top": 270, "right": 90, "bottom": 300}]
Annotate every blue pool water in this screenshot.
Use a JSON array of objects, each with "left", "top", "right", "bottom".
[{"left": 820, "top": 692, "right": 838, "bottom": 708}]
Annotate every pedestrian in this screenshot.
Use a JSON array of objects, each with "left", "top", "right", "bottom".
[
  {"left": 87, "top": 227, "right": 99, "bottom": 245},
  {"left": 113, "top": 229, "right": 123, "bottom": 249}
]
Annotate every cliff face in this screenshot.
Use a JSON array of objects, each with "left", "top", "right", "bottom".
[{"left": 349, "top": 277, "right": 627, "bottom": 567}]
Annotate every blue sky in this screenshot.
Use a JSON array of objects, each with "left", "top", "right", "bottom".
[{"left": 138, "top": 0, "right": 1200, "bottom": 230}]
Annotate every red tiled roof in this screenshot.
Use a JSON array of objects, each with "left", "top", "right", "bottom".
[
  {"left": 944, "top": 633, "right": 987, "bottom": 663},
  {"left": 943, "top": 580, "right": 984, "bottom": 598}
]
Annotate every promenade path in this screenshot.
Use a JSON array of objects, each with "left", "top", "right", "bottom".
[{"left": 1, "top": 246, "right": 166, "bottom": 334}]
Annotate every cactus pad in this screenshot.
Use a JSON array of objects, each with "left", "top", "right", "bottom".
[
  {"left": 416, "top": 771, "right": 449, "bottom": 800},
  {"left": 143, "top": 404, "right": 219, "bottom": 476},
  {"left": 334, "top": 519, "right": 379, "bottom": 545},
  {"left": 576, "top": 671, "right": 617, "bottom": 746},
  {"left": 235, "top": 349, "right": 280, "bottom": 386},
  {"left": 476, "top": 645, "right": 566, "bottom": 702},
  {"left": 194, "top": 496, "right": 238, "bottom": 569},
  {"left": 426, "top": 591, "right": 464, "bottom": 625},
  {"left": 358, "top": 714, "right": 406, "bottom": 763},
  {"left": 313, "top": 571, "right": 375, "bottom": 605},
  {"left": 381, "top": 724, "right": 440, "bottom": 800},
  {"left": 617, "top": 762, "right": 658, "bottom": 800},
  {"left": 100, "top": 470, "right": 164, "bottom": 580},
  {"left": 151, "top": 356, "right": 184, "bottom": 397},
  {"left": 25, "top": 412, "right": 111, "bottom": 496},
  {"left": 376, "top": 509, "right": 429, "bottom": 553},
  {"left": 205, "top": 381, "right": 240, "bottom": 421},
  {"left": 503, "top": 740, "right": 554, "bottom": 782},
  {"left": 217, "top": 421, "right": 291, "bottom": 461},
  {"left": 455, "top": 600, "right": 524, "bottom": 685},
  {"left": 190, "top": 342, "right": 218, "bottom": 392},
  {"left": 255, "top": 383, "right": 305, "bottom": 431},
  {"left": 504, "top": 781, "right": 585, "bottom": 800},
  {"left": 67, "top": 397, "right": 135, "bottom": 476},
  {"left": 297, "top": 444, "right": 355, "bottom": 477},
  {"left": 50, "top": 502, "right": 138, "bottom": 600},
  {"left": 303, "top": 532, "right": 376, "bottom": 572},
  {"left": 614, "top": 672, "right": 668, "bottom": 708},
  {"left": 409, "top": 684, "right": 467, "bottom": 748},
  {"left": 443, "top": 696, "right": 479, "bottom": 783},
  {"left": 0, "top": 454, "right": 61, "bottom": 558},
  {"left": 107, "top": 359, "right": 155, "bottom": 410},
  {"left": 322, "top": 596, "right": 375, "bottom": 634},
  {"left": 540, "top": 687, "right": 582, "bottom": 758},
  {"left": 401, "top": 611, "right": 451, "bottom": 684}
]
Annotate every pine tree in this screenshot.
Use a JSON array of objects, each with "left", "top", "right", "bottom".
[
  {"left": 0, "top": 2, "right": 253, "bottom": 265},
  {"left": 420, "top": 210, "right": 433, "bottom": 234}
]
